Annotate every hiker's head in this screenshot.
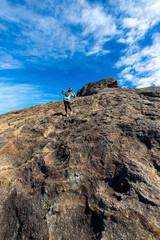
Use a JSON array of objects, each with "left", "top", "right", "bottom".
[{"left": 69, "top": 88, "right": 72, "bottom": 92}]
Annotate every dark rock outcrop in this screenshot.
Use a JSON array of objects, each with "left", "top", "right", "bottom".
[
  {"left": 0, "top": 86, "right": 160, "bottom": 240},
  {"left": 77, "top": 77, "right": 118, "bottom": 96}
]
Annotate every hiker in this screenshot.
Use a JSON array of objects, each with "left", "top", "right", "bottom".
[{"left": 62, "top": 88, "right": 76, "bottom": 117}]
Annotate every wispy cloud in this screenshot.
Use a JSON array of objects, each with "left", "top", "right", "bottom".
[
  {"left": 113, "top": 0, "right": 160, "bottom": 44},
  {"left": 117, "top": 33, "right": 160, "bottom": 88},
  {"left": 111, "top": 0, "right": 160, "bottom": 87},
  {"left": 1, "top": 0, "right": 158, "bottom": 63},
  {"left": 66, "top": 1, "right": 119, "bottom": 55},
  {"left": 0, "top": 51, "right": 22, "bottom": 70},
  {"left": 0, "top": 82, "right": 60, "bottom": 114},
  {"left": 0, "top": 0, "right": 160, "bottom": 89},
  {"left": 0, "top": 77, "right": 14, "bottom": 81},
  {"left": 67, "top": 2, "right": 118, "bottom": 38},
  {"left": 0, "top": 0, "right": 118, "bottom": 62}
]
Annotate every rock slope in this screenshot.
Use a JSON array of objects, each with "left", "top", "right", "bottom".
[{"left": 0, "top": 87, "right": 160, "bottom": 240}]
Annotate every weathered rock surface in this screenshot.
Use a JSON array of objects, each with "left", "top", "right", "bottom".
[
  {"left": 0, "top": 87, "right": 160, "bottom": 240},
  {"left": 77, "top": 77, "right": 118, "bottom": 97}
]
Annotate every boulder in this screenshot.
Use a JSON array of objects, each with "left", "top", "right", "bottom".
[{"left": 77, "top": 77, "right": 118, "bottom": 96}]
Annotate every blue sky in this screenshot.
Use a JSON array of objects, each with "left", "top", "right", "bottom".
[{"left": 0, "top": 0, "right": 160, "bottom": 114}]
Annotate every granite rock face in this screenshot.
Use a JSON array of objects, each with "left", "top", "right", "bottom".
[
  {"left": 77, "top": 77, "right": 118, "bottom": 97},
  {"left": 0, "top": 87, "right": 160, "bottom": 240}
]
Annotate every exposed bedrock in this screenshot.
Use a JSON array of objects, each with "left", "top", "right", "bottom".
[
  {"left": 0, "top": 86, "right": 160, "bottom": 239},
  {"left": 77, "top": 77, "right": 118, "bottom": 97}
]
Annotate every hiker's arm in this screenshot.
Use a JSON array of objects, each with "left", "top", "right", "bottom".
[
  {"left": 71, "top": 93, "right": 76, "bottom": 98},
  {"left": 62, "top": 90, "right": 67, "bottom": 94}
]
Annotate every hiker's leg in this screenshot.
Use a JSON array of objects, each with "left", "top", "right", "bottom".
[
  {"left": 64, "top": 101, "right": 68, "bottom": 114},
  {"left": 68, "top": 102, "right": 72, "bottom": 111}
]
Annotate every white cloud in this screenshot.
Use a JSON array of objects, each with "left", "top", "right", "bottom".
[
  {"left": 0, "top": 0, "right": 159, "bottom": 59},
  {"left": 66, "top": 1, "right": 119, "bottom": 55},
  {"left": 117, "top": 33, "right": 160, "bottom": 88},
  {"left": 80, "top": 7, "right": 117, "bottom": 38},
  {"left": 0, "top": 0, "right": 119, "bottom": 60},
  {"left": 110, "top": 0, "right": 160, "bottom": 44},
  {"left": 0, "top": 52, "right": 22, "bottom": 70},
  {"left": 123, "top": 18, "right": 139, "bottom": 28},
  {"left": 0, "top": 77, "right": 13, "bottom": 81},
  {"left": 0, "top": 82, "right": 59, "bottom": 114},
  {"left": 124, "top": 74, "right": 134, "bottom": 81},
  {"left": 86, "top": 47, "right": 110, "bottom": 56},
  {"left": 0, "top": 0, "right": 159, "bottom": 88},
  {"left": 111, "top": 0, "right": 160, "bottom": 87}
]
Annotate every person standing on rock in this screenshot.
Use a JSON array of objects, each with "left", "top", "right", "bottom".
[{"left": 62, "top": 88, "right": 76, "bottom": 117}]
